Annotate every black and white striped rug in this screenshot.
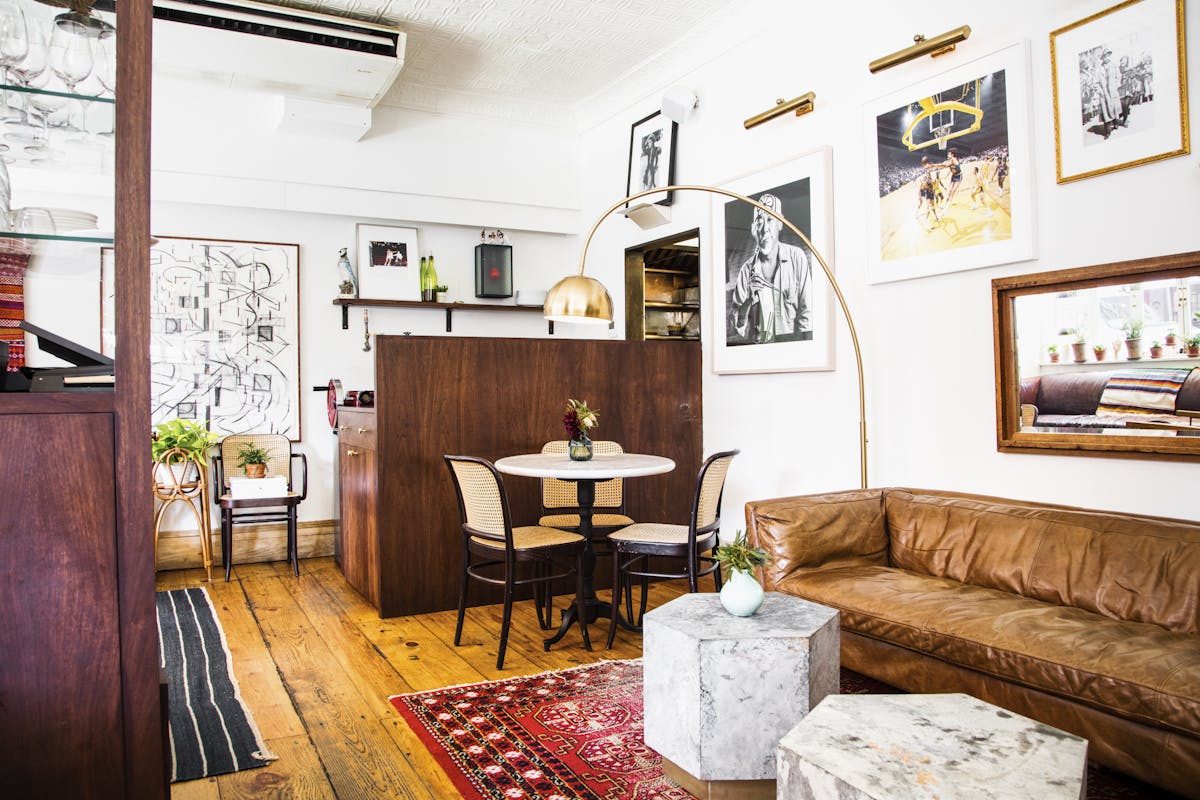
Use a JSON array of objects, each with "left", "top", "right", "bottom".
[{"left": 156, "top": 587, "right": 276, "bottom": 782}]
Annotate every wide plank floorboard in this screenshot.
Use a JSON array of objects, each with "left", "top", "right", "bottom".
[{"left": 160, "top": 556, "right": 688, "bottom": 797}]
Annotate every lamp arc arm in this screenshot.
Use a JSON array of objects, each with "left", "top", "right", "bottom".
[{"left": 577, "top": 183, "right": 868, "bottom": 489}]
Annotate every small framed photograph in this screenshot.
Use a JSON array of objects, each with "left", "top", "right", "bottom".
[
  {"left": 863, "top": 41, "right": 1036, "bottom": 284},
  {"left": 710, "top": 147, "right": 835, "bottom": 374},
  {"left": 626, "top": 110, "right": 677, "bottom": 206},
  {"left": 1050, "top": 0, "right": 1189, "bottom": 184},
  {"left": 356, "top": 224, "right": 420, "bottom": 300}
]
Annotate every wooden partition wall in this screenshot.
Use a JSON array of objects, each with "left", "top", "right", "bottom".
[{"left": 346, "top": 335, "right": 703, "bottom": 618}]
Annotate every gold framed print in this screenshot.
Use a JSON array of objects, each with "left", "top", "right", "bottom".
[{"left": 1050, "top": 0, "right": 1189, "bottom": 184}]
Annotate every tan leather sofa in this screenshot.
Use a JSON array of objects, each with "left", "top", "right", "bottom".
[{"left": 746, "top": 487, "right": 1200, "bottom": 798}]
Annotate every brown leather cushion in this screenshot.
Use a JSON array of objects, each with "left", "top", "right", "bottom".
[
  {"left": 1035, "top": 371, "right": 1109, "bottom": 414},
  {"left": 884, "top": 489, "right": 1200, "bottom": 634},
  {"left": 779, "top": 565, "right": 1200, "bottom": 737},
  {"left": 1179, "top": 369, "right": 1200, "bottom": 413}
]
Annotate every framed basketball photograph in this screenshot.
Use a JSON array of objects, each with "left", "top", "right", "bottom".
[
  {"left": 626, "top": 110, "right": 677, "bottom": 207},
  {"left": 1050, "top": 0, "right": 1189, "bottom": 184},
  {"left": 709, "top": 147, "right": 835, "bottom": 374},
  {"left": 863, "top": 41, "right": 1036, "bottom": 284},
  {"left": 356, "top": 224, "right": 420, "bottom": 300}
]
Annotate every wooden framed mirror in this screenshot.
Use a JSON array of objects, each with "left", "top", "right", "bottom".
[{"left": 993, "top": 250, "right": 1200, "bottom": 460}]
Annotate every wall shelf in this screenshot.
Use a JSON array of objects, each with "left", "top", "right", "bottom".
[{"left": 332, "top": 297, "right": 554, "bottom": 334}]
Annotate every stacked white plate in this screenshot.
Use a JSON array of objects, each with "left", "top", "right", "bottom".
[{"left": 45, "top": 208, "right": 100, "bottom": 233}]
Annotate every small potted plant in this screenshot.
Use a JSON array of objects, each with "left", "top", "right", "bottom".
[
  {"left": 1093, "top": 344, "right": 1107, "bottom": 361},
  {"left": 713, "top": 530, "right": 770, "bottom": 617},
  {"left": 1047, "top": 344, "right": 1059, "bottom": 363},
  {"left": 1122, "top": 319, "right": 1143, "bottom": 360},
  {"left": 563, "top": 398, "right": 599, "bottom": 461},
  {"left": 1188, "top": 336, "right": 1200, "bottom": 358},
  {"left": 236, "top": 443, "right": 269, "bottom": 478},
  {"left": 151, "top": 419, "right": 219, "bottom": 485},
  {"left": 1165, "top": 330, "right": 1178, "bottom": 347},
  {"left": 1070, "top": 330, "right": 1087, "bottom": 363},
  {"left": 1150, "top": 340, "right": 1163, "bottom": 359}
]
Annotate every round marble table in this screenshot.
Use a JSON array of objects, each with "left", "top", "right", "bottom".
[{"left": 494, "top": 452, "right": 674, "bottom": 646}]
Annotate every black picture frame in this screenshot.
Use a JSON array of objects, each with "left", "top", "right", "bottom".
[{"left": 626, "top": 110, "right": 677, "bottom": 207}]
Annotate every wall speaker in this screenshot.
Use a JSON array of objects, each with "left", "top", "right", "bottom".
[{"left": 475, "top": 244, "right": 513, "bottom": 298}]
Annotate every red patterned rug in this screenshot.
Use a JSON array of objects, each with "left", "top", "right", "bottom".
[{"left": 393, "top": 659, "right": 1178, "bottom": 800}]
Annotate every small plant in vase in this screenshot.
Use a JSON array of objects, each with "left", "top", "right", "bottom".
[
  {"left": 1166, "top": 330, "right": 1178, "bottom": 347},
  {"left": 1070, "top": 330, "right": 1087, "bottom": 363},
  {"left": 1047, "top": 344, "right": 1059, "bottom": 363},
  {"left": 1093, "top": 344, "right": 1107, "bottom": 361},
  {"left": 236, "top": 443, "right": 270, "bottom": 478},
  {"left": 1188, "top": 336, "right": 1200, "bottom": 358},
  {"left": 563, "top": 398, "right": 599, "bottom": 461},
  {"left": 1122, "top": 319, "right": 1143, "bottom": 360},
  {"left": 151, "top": 419, "right": 219, "bottom": 486},
  {"left": 713, "top": 530, "right": 770, "bottom": 617},
  {"left": 1150, "top": 340, "right": 1163, "bottom": 359}
]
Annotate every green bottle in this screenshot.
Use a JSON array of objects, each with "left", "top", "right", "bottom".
[
  {"left": 419, "top": 256, "right": 431, "bottom": 300},
  {"left": 428, "top": 253, "right": 438, "bottom": 299}
]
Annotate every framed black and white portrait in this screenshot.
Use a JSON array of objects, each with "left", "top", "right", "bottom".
[
  {"left": 626, "top": 110, "right": 677, "bottom": 206},
  {"left": 710, "top": 148, "right": 835, "bottom": 374},
  {"left": 1050, "top": 0, "right": 1189, "bottom": 183}
]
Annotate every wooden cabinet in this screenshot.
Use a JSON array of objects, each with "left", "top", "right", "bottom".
[
  {"left": 337, "top": 408, "right": 379, "bottom": 607},
  {"left": 625, "top": 231, "right": 701, "bottom": 342},
  {"left": 0, "top": 1, "right": 161, "bottom": 796}
]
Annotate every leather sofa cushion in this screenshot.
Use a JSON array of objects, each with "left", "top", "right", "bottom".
[
  {"left": 1036, "top": 371, "right": 1109, "bottom": 414},
  {"left": 779, "top": 565, "right": 1200, "bottom": 737},
  {"left": 884, "top": 489, "right": 1200, "bottom": 635}
]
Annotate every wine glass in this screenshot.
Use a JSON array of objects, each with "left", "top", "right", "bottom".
[
  {"left": 48, "top": 14, "right": 93, "bottom": 133},
  {"left": 5, "top": 25, "right": 46, "bottom": 143},
  {"left": 0, "top": 0, "right": 28, "bottom": 125},
  {"left": 92, "top": 27, "right": 114, "bottom": 139},
  {"left": 25, "top": 69, "right": 67, "bottom": 162}
]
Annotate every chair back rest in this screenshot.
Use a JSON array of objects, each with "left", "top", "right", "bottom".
[
  {"left": 444, "top": 455, "right": 511, "bottom": 545},
  {"left": 540, "top": 440, "right": 625, "bottom": 510},
  {"left": 219, "top": 433, "right": 292, "bottom": 488},
  {"left": 692, "top": 450, "right": 739, "bottom": 533}
]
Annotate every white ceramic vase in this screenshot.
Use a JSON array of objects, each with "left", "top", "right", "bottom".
[{"left": 719, "top": 567, "right": 764, "bottom": 617}]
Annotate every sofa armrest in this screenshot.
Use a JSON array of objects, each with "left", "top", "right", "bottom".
[{"left": 745, "top": 489, "right": 888, "bottom": 590}]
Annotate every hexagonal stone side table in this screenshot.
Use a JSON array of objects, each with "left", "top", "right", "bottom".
[
  {"left": 777, "top": 693, "right": 1088, "bottom": 799},
  {"left": 643, "top": 591, "right": 839, "bottom": 797}
]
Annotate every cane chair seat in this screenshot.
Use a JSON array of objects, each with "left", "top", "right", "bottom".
[
  {"left": 471, "top": 526, "right": 584, "bottom": 551},
  {"left": 608, "top": 522, "right": 695, "bottom": 544},
  {"left": 539, "top": 512, "right": 635, "bottom": 529}
]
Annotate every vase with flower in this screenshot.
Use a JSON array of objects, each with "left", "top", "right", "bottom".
[{"left": 563, "top": 398, "right": 598, "bottom": 461}]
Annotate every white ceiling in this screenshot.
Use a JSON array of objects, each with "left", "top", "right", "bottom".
[{"left": 265, "top": 0, "right": 738, "bottom": 125}]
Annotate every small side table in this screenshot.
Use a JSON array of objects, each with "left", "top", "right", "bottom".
[
  {"left": 777, "top": 693, "right": 1088, "bottom": 799},
  {"left": 643, "top": 592, "right": 840, "bottom": 799},
  {"left": 152, "top": 448, "right": 213, "bottom": 581}
]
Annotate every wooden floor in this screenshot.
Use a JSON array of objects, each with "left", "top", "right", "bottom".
[{"left": 157, "top": 556, "right": 693, "bottom": 799}]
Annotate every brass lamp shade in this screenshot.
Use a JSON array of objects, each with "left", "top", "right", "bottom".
[{"left": 543, "top": 274, "right": 613, "bottom": 324}]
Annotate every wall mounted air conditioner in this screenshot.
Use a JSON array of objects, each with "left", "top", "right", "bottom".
[{"left": 150, "top": 0, "right": 406, "bottom": 109}]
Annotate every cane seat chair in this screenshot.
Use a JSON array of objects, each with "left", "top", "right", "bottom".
[
  {"left": 444, "top": 455, "right": 591, "bottom": 669},
  {"left": 212, "top": 433, "right": 307, "bottom": 581},
  {"left": 538, "top": 440, "right": 635, "bottom": 539},
  {"left": 606, "top": 449, "right": 739, "bottom": 648}
]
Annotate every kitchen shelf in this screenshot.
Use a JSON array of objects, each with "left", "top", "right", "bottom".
[
  {"left": 645, "top": 301, "right": 700, "bottom": 311},
  {"left": 0, "top": 231, "right": 113, "bottom": 244},
  {"left": 0, "top": 82, "right": 114, "bottom": 104},
  {"left": 332, "top": 297, "right": 554, "bottom": 334},
  {"left": 644, "top": 267, "right": 693, "bottom": 276},
  {"left": 645, "top": 333, "right": 700, "bottom": 341}
]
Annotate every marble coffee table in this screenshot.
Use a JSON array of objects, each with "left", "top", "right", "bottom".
[
  {"left": 643, "top": 592, "right": 839, "bottom": 798},
  {"left": 777, "top": 693, "right": 1088, "bottom": 799}
]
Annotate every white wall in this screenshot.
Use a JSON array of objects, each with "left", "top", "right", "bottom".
[{"left": 576, "top": 0, "right": 1200, "bottom": 529}]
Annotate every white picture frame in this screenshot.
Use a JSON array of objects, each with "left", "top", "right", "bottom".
[
  {"left": 710, "top": 147, "right": 835, "bottom": 374},
  {"left": 356, "top": 224, "right": 420, "bottom": 300},
  {"left": 863, "top": 41, "right": 1036, "bottom": 284},
  {"left": 1050, "top": 0, "right": 1189, "bottom": 184}
]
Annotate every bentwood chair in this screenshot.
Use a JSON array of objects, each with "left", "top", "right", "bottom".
[
  {"left": 444, "top": 455, "right": 591, "bottom": 669},
  {"left": 538, "top": 440, "right": 635, "bottom": 541},
  {"left": 212, "top": 433, "right": 307, "bottom": 581},
  {"left": 606, "top": 449, "right": 739, "bottom": 648}
]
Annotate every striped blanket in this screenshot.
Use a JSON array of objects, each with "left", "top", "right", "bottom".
[
  {"left": 0, "top": 249, "right": 29, "bottom": 371},
  {"left": 1097, "top": 368, "right": 1196, "bottom": 415}
]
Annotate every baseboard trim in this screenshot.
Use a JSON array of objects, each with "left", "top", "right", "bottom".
[{"left": 155, "top": 519, "right": 335, "bottom": 571}]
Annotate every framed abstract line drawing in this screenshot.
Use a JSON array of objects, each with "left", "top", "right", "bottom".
[
  {"left": 1050, "top": 0, "right": 1189, "bottom": 184},
  {"left": 864, "top": 41, "right": 1036, "bottom": 284},
  {"left": 102, "top": 237, "right": 301, "bottom": 439},
  {"left": 356, "top": 224, "right": 421, "bottom": 300},
  {"left": 709, "top": 147, "right": 835, "bottom": 374},
  {"left": 626, "top": 110, "right": 677, "bottom": 207}
]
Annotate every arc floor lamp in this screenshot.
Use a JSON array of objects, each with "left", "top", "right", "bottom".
[{"left": 544, "top": 184, "right": 868, "bottom": 489}]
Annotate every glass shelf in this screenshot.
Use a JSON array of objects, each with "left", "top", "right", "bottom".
[
  {"left": 0, "top": 230, "right": 112, "bottom": 244},
  {"left": 0, "top": 82, "right": 114, "bottom": 105}
]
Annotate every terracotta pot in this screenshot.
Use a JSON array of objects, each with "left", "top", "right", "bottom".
[
  {"left": 1071, "top": 342, "right": 1087, "bottom": 363},
  {"left": 1166, "top": 334, "right": 1177, "bottom": 347},
  {"left": 1150, "top": 347, "right": 1163, "bottom": 359},
  {"left": 1125, "top": 337, "right": 1141, "bottom": 360},
  {"left": 1189, "top": 345, "right": 1200, "bottom": 358},
  {"left": 245, "top": 463, "right": 267, "bottom": 478},
  {"left": 1094, "top": 350, "right": 1107, "bottom": 361},
  {"left": 1049, "top": 352, "right": 1060, "bottom": 363}
]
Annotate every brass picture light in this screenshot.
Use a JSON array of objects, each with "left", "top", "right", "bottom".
[
  {"left": 544, "top": 184, "right": 868, "bottom": 489},
  {"left": 869, "top": 25, "right": 971, "bottom": 73},
  {"left": 744, "top": 92, "right": 815, "bottom": 129}
]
